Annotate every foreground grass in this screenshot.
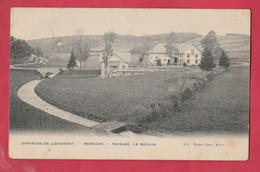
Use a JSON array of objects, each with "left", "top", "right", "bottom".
[
  {"left": 145, "top": 66, "right": 250, "bottom": 135},
  {"left": 9, "top": 69, "right": 89, "bottom": 133},
  {"left": 36, "top": 69, "right": 190, "bottom": 122}
]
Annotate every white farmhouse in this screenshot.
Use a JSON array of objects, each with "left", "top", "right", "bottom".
[
  {"left": 148, "top": 43, "right": 177, "bottom": 66},
  {"left": 99, "top": 52, "right": 131, "bottom": 69},
  {"left": 176, "top": 44, "right": 202, "bottom": 65},
  {"left": 99, "top": 52, "right": 131, "bottom": 77},
  {"left": 148, "top": 43, "right": 202, "bottom": 66}
]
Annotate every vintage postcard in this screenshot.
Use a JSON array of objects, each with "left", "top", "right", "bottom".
[{"left": 9, "top": 8, "right": 250, "bottom": 160}]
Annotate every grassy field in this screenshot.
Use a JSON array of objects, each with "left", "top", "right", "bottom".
[
  {"left": 35, "top": 65, "right": 249, "bottom": 134},
  {"left": 227, "top": 51, "right": 250, "bottom": 63},
  {"left": 9, "top": 69, "right": 90, "bottom": 133},
  {"left": 35, "top": 69, "right": 191, "bottom": 122},
  {"left": 46, "top": 58, "right": 68, "bottom": 68},
  {"left": 144, "top": 66, "right": 250, "bottom": 135}
]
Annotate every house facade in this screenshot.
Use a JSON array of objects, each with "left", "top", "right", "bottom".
[
  {"left": 148, "top": 43, "right": 202, "bottom": 66},
  {"left": 176, "top": 44, "right": 202, "bottom": 65},
  {"left": 148, "top": 43, "right": 175, "bottom": 66},
  {"left": 99, "top": 52, "right": 131, "bottom": 77}
]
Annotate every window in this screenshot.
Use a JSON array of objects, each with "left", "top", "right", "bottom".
[
  {"left": 191, "top": 49, "right": 194, "bottom": 55},
  {"left": 187, "top": 59, "right": 190, "bottom": 64},
  {"left": 195, "top": 54, "right": 198, "bottom": 58},
  {"left": 122, "top": 65, "right": 125, "bottom": 69},
  {"left": 195, "top": 59, "right": 198, "bottom": 64},
  {"left": 187, "top": 54, "right": 190, "bottom": 58}
]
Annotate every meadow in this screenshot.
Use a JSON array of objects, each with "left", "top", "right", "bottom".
[
  {"left": 35, "top": 69, "right": 189, "bottom": 121},
  {"left": 144, "top": 66, "right": 250, "bottom": 135},
  {"left": 35, "top": 65, "right": 249, "bottom": 134}
]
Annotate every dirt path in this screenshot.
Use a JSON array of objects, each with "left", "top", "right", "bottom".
[{"left": 17, "top": 80, "right": 100, "bottom": 127}]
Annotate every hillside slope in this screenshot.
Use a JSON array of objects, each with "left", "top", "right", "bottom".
[
  {"left": 27, "top": 33, "right": 202, "bottom": 55},
  {"left": 25, "top": 33, "right": 250, "bottom": 68}
]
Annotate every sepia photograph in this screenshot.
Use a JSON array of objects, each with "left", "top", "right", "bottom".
[{"left": 9, "top": 8, "right": 250, "bottom": 160}]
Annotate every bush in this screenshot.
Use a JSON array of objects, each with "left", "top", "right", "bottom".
[
  {"left": 170, "top": 95, "right": 179, "bottom": 108},
  {"left": 194, "top": 82, "right": 198, "bottom": 90},
  {"left": 183, "top": 62, "right": 187, "bottom": 67},
  {"left": 195, "top": 80, "right": 206, "bottom": 89},
  {"left": 189, "top": 73, "right": 196, "bottom": 79},
  {"left": 156, "top": 59, "right": 162, "bottom": 66},
  {"left": 44, "top": 72, "right": 53, "bottom": 78},
  {"left": 126, "top": 124, "right": 146, "bottom": 133},
  {"left": 181, "top": 88, "right": 193, "bottom": 101},
  {"left": 206, "top": 73, "right": 214, "bottom": 80}
]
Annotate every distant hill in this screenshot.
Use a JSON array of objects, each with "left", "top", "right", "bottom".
[
  {"left": 164, "top": 34, "right": 250, "bottom": 62},
  {"left": 219, "top": 34, "right": 250, "bottom": 62},
  {"left": 24, "top": 33, "right": 250, "bottom": 67},
  {"left": 26, "top": 33, "right": 202, "bottom": 55}
]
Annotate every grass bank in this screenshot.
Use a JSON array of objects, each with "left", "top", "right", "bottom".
[{"left": 144, "top": 66, "right": 249, "bottom": 135}]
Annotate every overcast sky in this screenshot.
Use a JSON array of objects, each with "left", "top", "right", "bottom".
[{"left": 11, "top": 8, "right": 250, "bottom": 40}]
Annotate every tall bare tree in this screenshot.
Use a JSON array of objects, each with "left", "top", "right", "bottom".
[
  {"left": 73, "top": 29, "right": 90, "bottom": 70},
  {"left": 102, "top": 32, "right": 116, "bottom": 77},
  {"left": 201, "top": 31, "right": 220, "bottom": 58},
  {"left": 165, "top": 31, "right": 175, "bottom": 66},
  {"left": 137, "top": 35, "right": 150, "bottom": 67}
]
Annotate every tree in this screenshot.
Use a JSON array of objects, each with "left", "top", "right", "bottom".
[
  {"left": 165, "top": 31, "right": 175, "bottom": 66},
  {"left": 219, "top": 51, "right": 230, "bottom": 69},
  {"left": 137, "top": 55, "right": 146, "bottom": 67},
  {"left": 34, "top": 47, "right": 44, "bottom": 57},
  {"left": 201, "top": 31, "right": 220, "bottom": 57},
  {"left": 102, "top": 32, "right": 116, "bottom": 77},
  {"left": 156, "top": 59, "right": 162, "bottom": 66},
  {"left": 214, "top": 47, "right": 224, "bottom": 60},
  {"left": 73, "top": 29, "right": 90, "bottom": 70},
  {"left": 10, "top": 38, "right": 33, "bottom": 59},
  {"left": 67, "top": 50, "right": 77, "bottom": 70},
  {"left": 198, "top": 47, "right": 216, "bottom": 73},
  {"left": 137, "top": 36, "right": 150, "bottom": 67}
]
